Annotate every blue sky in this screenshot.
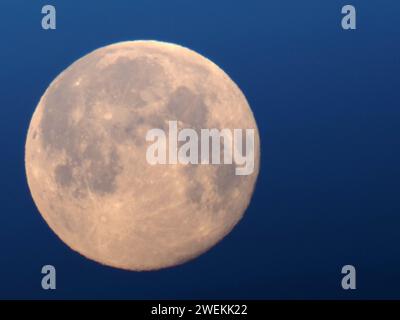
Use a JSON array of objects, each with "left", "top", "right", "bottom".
[{"left": 0, "top": 0, "right": 400, "bottom": 299}]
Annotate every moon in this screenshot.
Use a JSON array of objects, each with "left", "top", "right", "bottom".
[{"left": 25, "top": 41, "right": 260, "bottom": 271}]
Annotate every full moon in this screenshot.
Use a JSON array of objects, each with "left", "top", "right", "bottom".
[{"left": 25, "top": 41, "right": 260, "bottom": 271}]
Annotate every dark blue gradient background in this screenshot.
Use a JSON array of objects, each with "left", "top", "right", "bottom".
[{"left": 0, "top": 0, "right": 399, "bottom": 299}]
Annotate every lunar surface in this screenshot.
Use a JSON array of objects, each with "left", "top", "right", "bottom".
[{"left": 25, "top": 41, "right": 260, "bottom": 271}]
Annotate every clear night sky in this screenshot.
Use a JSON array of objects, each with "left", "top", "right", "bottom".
[{"left": 1, "top": 0, "right": 400, "bottom": 299}]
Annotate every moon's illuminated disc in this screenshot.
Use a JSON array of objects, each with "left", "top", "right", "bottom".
[{"left": 25, "top": 41, "right": 260, "bottom": 271}]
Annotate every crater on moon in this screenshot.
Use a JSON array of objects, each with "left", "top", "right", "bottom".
[{"left": 25, "top": 40, "right": 260, "bottom": 271}]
